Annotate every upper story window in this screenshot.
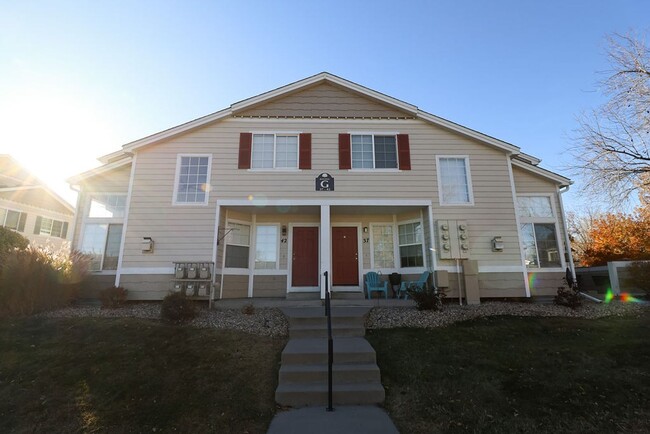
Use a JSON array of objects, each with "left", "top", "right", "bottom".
[
  {"left": 173, "top": 155, "right": 211, "bottom": 205},
  {"left": 88, "top": 194, "right": 126, "bottom": 218},
  {"left": 0, "top": 207, "right": 27, "bottom": 232},
  {"left": 437, "top": 156, "right": 474, "bottom": 205},
  {"left": 35, "top": 217, "right": 68, "bottom": 239},
  {"left": 517, "top": 195, "right": 562, "bottom": 269},
  {"left": 252, "top": 134, "right": 298, "bottom": 169},
  {"left": 351, "top": 134, "right": 397, "bottom": 169}
]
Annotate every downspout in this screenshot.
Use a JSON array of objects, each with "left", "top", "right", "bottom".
[
  {"left": 558, "top": 186, "right": 600, "bottom": 302},
  {"left": 558, "top": 185, "right": 576, "bottom": 281}
]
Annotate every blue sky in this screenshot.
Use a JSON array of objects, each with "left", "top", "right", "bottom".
[{"left": 1, "top": 0, "right": 648, "bottom": 211}]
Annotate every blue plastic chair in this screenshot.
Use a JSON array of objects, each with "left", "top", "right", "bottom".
[
  {"left": 366, "top": 272, "right": 388, "bottom": 299},
  {"left": 398, "top": 271, "right": 431, "bottom": 300}
]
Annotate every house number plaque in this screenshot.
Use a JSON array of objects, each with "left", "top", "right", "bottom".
[{"left": 315, "top": 173, "right": 334, "bottom": 191}]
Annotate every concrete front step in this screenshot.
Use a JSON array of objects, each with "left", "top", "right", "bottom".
[
  {"left": 290, "top": 324, "right": 365, "bottom": 339},
  {"left": 281, "top": 337, "right": 376, "bottom": 365},
  {"left": 279, "top": 363, "right": 381, "bottom": 384},
  {"left": 275, "top": 382, "right": 385, "bottom": 407},
  {"left": 281, "top": 306, "right": 371, "bottom": 318}
]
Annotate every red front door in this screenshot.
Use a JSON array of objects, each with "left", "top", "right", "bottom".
[
  {"left": 292, "top": 227, "right": 319, "bottom": 287},
  {"left": 332, "top": 227, "right": 359, "bottom": 286}
]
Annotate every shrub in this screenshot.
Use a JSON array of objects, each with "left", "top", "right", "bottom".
[
  {"left": 0, "top": 227, "right": 29, "bottom": 262},
  {"left": 241, "top": 302, "right": 255, "bottom": 315},
  {"left": 554, "top": 277, "right": 582, "bottom": 309},
  {"left": 623, "top": 261, "right": 650, "bottom": 296},
  {"left": 407, "top": 284, "right": 445, "bottom": 311},
  {"left": 99, "top": 286, "right": 128, "bottom": 308},
  {"left": 161, "top": 292, "right": 196, "bottom": 324}
]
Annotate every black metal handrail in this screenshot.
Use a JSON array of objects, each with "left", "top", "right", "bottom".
[{"left": 324, "top": 271, "right": 334, "bottom": 412}]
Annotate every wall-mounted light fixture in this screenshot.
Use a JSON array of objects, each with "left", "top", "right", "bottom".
[
  {"left": 492, "top": 236, "right": 504, "bottom": 252},
  {"left": 363, "top": 226, "right": 368, "bottom": 233},
  {"left": 281, "top": 225, "right": 287, "bottom": 236},
  {"left": 142, "top": 237, "right": 154, "bottom": 253}
]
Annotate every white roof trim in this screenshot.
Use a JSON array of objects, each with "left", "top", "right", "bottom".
[
  {"left": 0, "top": 185, "right": 41, "bottom": 192},
  {"left": 67, "top": 158, "right": 132, "bottom": 184},
  {"left": 417, "top": 110, "right": 520, "bottom": 154},
  {"left": 511, "top": 158, "right": 572, "bottom": 186},
  {"left": 231, "top": 72, "right": 418, "bottom": 115},
  {"left": 91, "top": 72, "right": 554, "bottom": 165}
]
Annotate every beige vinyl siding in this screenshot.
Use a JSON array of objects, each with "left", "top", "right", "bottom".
[
  {"left": 119, "top": 274, "right": 172, "bottom": 300},
  {"left": 252, "top": 275, "right": 287, "bottom": 297},
  {"left": 512, "top": 166, "right": 568, "bottom": 266},
  {"left": 222, "top": 275, "right": 248, "bottom": 298},
  {"left": 527, "top": 271, "right": 565, "bottom": 296},
  {"left": 236, "top": 83, "right": 410, "bottom": 118},
  {"left": 118, "top": 116, "right": 526, "bottom": 271}
]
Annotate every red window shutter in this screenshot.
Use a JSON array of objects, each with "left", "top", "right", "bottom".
[
  {"left": 397, "top": 134, "right": 411, "bottom": 170},
  {"left": 238, "top": 133, "right": 252, "bottom": 169},
  {"left": 299, "top": 133, "right": 311, "bottom": 169},
  {"left": 339, "top": 134, "right": 351, "bottom": 170}
]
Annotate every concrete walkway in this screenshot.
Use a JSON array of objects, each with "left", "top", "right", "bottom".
[{"left": 267, "top": 405, "right": 399, "bottom": 434}]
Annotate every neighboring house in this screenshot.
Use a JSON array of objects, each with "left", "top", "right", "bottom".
[
  {"left": 67, "top": 73, "right": 574, "bottom": 301},
  {"left": 0, "top": 154, "right": 74, "bottom": 250}
]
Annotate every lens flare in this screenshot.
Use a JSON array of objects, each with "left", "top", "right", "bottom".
[
  {"left": 528, "top": 273, "right": 537, "bottom": 289},
  {"left": 620, "top": 293, "right": 642, "bottom": 303},
  {"left": 604, "top": 289, "right": 614, "bottom": 303}
]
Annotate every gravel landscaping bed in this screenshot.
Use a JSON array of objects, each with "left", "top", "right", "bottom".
[
  {"left": 40, "top": 303, "right": 289, "bottom": 337},
  {"left": 365, "top": 300, "right": 648, "bottom": 329}
]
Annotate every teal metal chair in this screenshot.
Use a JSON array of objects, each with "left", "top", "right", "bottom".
[
  {"left": 366, "top": 272, "right": 388, "bottom": 299},
  {"left": 398, "top": 271, "right": 431, "bottom": 300}
]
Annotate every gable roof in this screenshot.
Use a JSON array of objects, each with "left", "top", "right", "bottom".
[
  {"left": 0, "top": 154, "right": 75, "bottom": 215},
  {"left": 78, "top": 72, "right": 565, "bottom": 185}
]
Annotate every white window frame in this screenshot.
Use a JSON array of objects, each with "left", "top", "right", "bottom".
[
  {"left": 80, "top": 192, "right": 128, "bottom": 273},
  {"left": 517, "top": 193, "right": 565, "bottom": 271},
  {"left": 36, "top": 217, "right": 67, "bottom": 238},
  {"left": 253, "top": 223, "right": 281, "bottom": 272},
  {"left": 349, "top": 132, "right": 400, "bottom": 171},
  {"left": 172, "top": 154, "right": 212, "bottom": 206},
  {"left": 369, "top": 222, "right": 397, "bottom": 271},
  {"left": 436, "top": 155, "right": 475, "bottom": 206},
  {"left": 0, "top": 206, "right": 26, "bottom": 232},
  {"left": 397, "top": 218, "right": 427, "bottom": 271},
  {"left": 249, "top": 132, "right": 301, "bottom": 171},
  {"left": 224, "top": 219, "right": 251, "bottom": 271}
]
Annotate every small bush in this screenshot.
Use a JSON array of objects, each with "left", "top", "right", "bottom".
[
  {"left": 407, "top": 284, "right": 445, "bottom": 311},
  {"left": 161, "top": 292, "right": 196, "bottom": 324},
  {"left": 99, "top": 286, "right": 128, "bottom": 308},
  {"left": 241, "top": 302, "right": 255, "bottom": 315},
  {"left": 623, "top": 261, "right": 650, "bottom": 296},
  {"left": 554, "top": 276, "right": 582, "bottom": 309},
  {"left": 0, "top": 227, "right": 29, "bottom": 262}
]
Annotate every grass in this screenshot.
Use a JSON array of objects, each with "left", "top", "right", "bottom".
[
  {"left": 0, "top": 316, "right": 287, "bottom": 433},
  {"left": 367, "top": 310, "right": 650, "bottom": 434}
]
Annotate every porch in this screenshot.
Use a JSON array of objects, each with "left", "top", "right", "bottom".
[{"left": 215, "top": 199, "right": 435, "bottom": 300}]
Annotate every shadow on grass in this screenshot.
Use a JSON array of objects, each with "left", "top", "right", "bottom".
[
  {"left": 367, "top": 311, "right": 650, "bottom": 434},
  {"left": 0, "top": 317, "right": 287, "bottom": 433}
]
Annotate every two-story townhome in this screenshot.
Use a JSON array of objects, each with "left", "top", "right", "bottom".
[
  {"left": 1, "top": 154, "right": 74, "bottom": 250},
  {"left": 67, "top": 73, "right": 574, "bottom": 302}
]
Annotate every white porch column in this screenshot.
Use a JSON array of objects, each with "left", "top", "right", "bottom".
[{"left": 320, "top": 205, "right": 331, "bottom": 299}]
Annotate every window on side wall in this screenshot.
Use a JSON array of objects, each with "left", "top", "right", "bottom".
[
  {"left": 255, "top": 225, "right": 278, "bottom": 269},
  {"left": 225, "top": 222, "right": 250, "bottom": 268},
  {"left": 398, "top": 221, "right": 424, "bottom": 267},
  {"left": 35, "top": 217, "right": 68, "bottom": 239},
  {"left": 351, "top": 134, "right": 397, "bottom": 169},
  {"left": 517, "top": 196, "right": 561, "bottom": 268},
  {"left": 371, "top": 224, "right": 395, "bottom": 268},
  {"left": 437, "top": 156, "right": 473, "bottom": 205},
  {"left": 81, "top": 193, "right": 126, "bottom": 271},
  {"left": 252, "top": 134, "right": 298, "bottom": 169},
  {"left": 174, "top": 155, "right": 211, "bottom": 204},
  {"left": 0, "top": 208, "right": 27, "bottom": 232}
]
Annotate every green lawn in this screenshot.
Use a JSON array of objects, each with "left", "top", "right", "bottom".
[
  {"left": 367, "top": 310, "right": 650, "bottom": 434},
  {"left": 0, "top": 317, "right": 286, "bottom": 434}
]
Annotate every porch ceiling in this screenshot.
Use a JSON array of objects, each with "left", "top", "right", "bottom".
[{"left": 224, "top": 205, "right": 424, "bottom": 215}]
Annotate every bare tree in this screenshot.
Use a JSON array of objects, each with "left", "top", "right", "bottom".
[{"left": 573, "top": 32, "right": 650, "bottom": 205}]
